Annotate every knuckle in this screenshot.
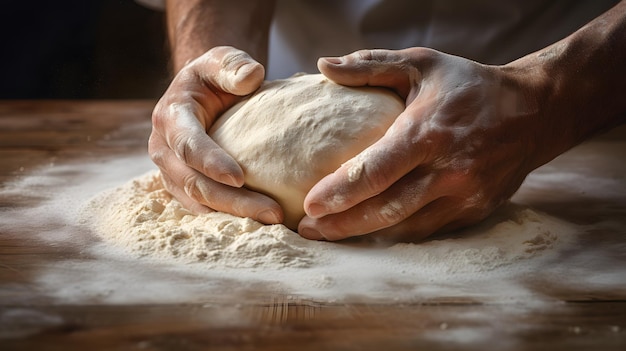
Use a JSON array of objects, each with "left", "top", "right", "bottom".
[
  {"left": 182, "top": 173, "right": 216, "bottom": 207},
  {"left": 460, "top": 192, "right": 495, "bottom": 220},
  {"left": 220, "top": 50, "right": 251, "bottom": 71},
  {"left": 147, "top": 130, "right": 175, "bottom": 171},
  {"left": 171, "top": 132, "right": 195, "bottom": 163},
  {"left": 356, "top": 49, "right": 374, "bottom": 61},
  {"left": 147, "top": 132, "right": 157, "bottom": 152},
  {"left": 361, "top": 164, "right": 393, "bottom": 196},
  {"left": 181, "top": 173, "right": 202, "bottom": 199},
  {"left": 356, "top": 49, "right": 389, "bottom": 63},
  {"left": 147, "top": 136, "right": 165, "bottom": 164},
  {"left": 151, "top": 101, "right": 167, "bottom": 127},
  {"left": 375, "top": 201, "right": 408, "bottom": 225},
  {"left": 174, "top": 69, "right": 198, "bottom": 87},
  {"left": 405, "top": 47, "right": 438, "bottom": 65}
]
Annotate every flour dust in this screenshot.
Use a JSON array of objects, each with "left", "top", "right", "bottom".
[
  {"left": 3, "top": 154, "right": 602, "bottom": 305},
  {"left": 72, "top": 164, "right": 585, "bottom": 303}
]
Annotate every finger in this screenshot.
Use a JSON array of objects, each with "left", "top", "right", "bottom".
[
  {"left": 303, "top": 102, "right": 439, "bottom": 219},
  {"left": 159, "top": 171, "right": 213, "bottom": 215},
  {"left": 162, "top": 47, "right": 264, "bottom": 126},
  {"left": 149, "top": 134, "right": 283, "bottom": 224},
  {"left": 299, "top": 195, "right": 462, "bottom": 242},
  {"left": 154, "top": 102, "right": 245, "bottom": 187},
  {"left": 317, "top": 48, "right": 425, "bottom": 99},
  {"left": 194, "top": 46, "right": 265, "bottom": 97},
  {"left": 299, "top": 166, "right": 444, "bottom": 241},
  {"left": 370, "top": 197, "right": 469, "bottom": 242},
  {"left": 151, "top": 47, "right": 265, "bottom": 187},
  {"left": 151, "top": 135, "right": 212, "bottom": 216}
]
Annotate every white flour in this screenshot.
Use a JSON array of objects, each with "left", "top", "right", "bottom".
[
  {"left": 82, "top": 169, "right": 575, "bottom": 275},
  {"left": 7, "top": 148, "right": 624, "bottom": 306},
  {"left": 3, "top": 139, "right": 625, "bottom": 350},
  {"left": 82, "top": 170, "right": 317, "bottom": 269},
  {"left": 4, "top": 127, "right": 625, "bottom": 319}
]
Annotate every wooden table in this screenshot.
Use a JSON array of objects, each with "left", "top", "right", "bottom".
[{"left": 1, "top": 100, "right": 625, "bottom": 350}]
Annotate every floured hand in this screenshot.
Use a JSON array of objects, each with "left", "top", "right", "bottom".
[
  {"left": 299, "top": 48, "right": 545, "bottom": 241},
  {"left": 148, "top": 46, "right": 283, "bottom": 224}
]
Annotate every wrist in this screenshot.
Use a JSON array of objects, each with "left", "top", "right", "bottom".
[
  {"left": 502, "top": 1, "right": 626, "bottom": 170},
  {"left": 165, "top": 0, "right": 275, "bottom": 73},
  {"left": 496, "top": 57, "right": 560, "bottom": 172}
]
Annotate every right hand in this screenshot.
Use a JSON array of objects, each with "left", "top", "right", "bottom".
[{"left": 148, "top": 46, "right": 283, "bottom": 224}]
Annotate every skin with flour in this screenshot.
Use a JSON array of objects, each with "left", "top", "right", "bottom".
[{"left": 209, "top": 74, "right": 405, "bottom": 230}]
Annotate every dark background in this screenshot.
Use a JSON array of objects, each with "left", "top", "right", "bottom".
[{"left": 0, "top": 0, "right": 170, "bottom": 99}]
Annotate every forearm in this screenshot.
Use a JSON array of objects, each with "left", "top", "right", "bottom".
[
  {"left": 165, "top": 0, "right": 275, "bottom": 72},
  {"left": 505, "top": 0, "right": 626, "bottom": 168}
]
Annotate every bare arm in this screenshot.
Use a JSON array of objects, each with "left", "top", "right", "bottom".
[
  {"left": 165, "top": 0, "right": 275, "bottom": 71},
  {"left": 506, "top": 0, "right": 626, "bottom": 169},
  {"left": 299, "top": 1, "right": 626, "bottom": 241},
  {"left": 148, "top": 1, "right": 282, "bottom": 224}
]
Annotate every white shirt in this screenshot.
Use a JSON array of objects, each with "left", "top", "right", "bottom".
[
  {"left": 267, "top": 0, "right": 618, "bottom": 78},
  {"left": 135, "top": 0, "right": 619, "bottom": 79}
]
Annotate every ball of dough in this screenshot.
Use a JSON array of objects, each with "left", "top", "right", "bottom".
[{"left": 209, "top": 74, "right": 404, "bottom": 230}]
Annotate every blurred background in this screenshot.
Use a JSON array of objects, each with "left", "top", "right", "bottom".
[{"left": 0, "top": 0, "right": 170, "bottom": 99}]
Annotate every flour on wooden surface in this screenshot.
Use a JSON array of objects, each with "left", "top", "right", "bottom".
[
  {"left": 82, "top": 170, "right": 318, "bottom": 269},
  {"left": 83, "top": 170, "right": 574, "bottom": 274}
]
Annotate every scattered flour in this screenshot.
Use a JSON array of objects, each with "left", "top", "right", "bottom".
[
  {"left": 82, "top": 170, "right": 317, "bottom": 269},
  {"left": 6, "top": 132, "right": 624, "bottom": 305},
  {"left": 387, "top": 207, "right": 563, "bottom": 274},
  {"left": 83, "top": 169, "right": 576, "bottom": 274},
  {"left": 78, "top": 74, "right": 578, "bottom": 276}
]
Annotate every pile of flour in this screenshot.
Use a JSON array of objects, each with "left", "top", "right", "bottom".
[
  {"left": 82, "top": 170, "right": 318, "bottom": 269},
  {"left": 83, "top": 170, "right": 576, "bottom": 273}
]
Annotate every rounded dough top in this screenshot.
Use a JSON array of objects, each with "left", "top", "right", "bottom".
[{"left": 209, "top": 74, "right": 405, "bottom": 230}]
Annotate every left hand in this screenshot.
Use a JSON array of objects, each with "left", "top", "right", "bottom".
[{"left": 297, "top": 47, "right": 546, "bottom": 241}]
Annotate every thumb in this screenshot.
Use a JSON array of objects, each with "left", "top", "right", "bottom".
[
  {"left": 195, "top": 46, "right": 265, "bottom": 96},
  {"left": 317, "top": 49, "right": 419, "bottom": 98}
]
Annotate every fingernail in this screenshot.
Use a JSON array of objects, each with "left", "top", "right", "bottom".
[
  {"left": 219, "top": 173, "right": 240, "bottom": 187},
  {"left": 306, "top": 203, "right": 328, "bottom": 218},
  {"left": 258, "top": 210, "right": 280, "bottom": 224},
  {"left": 299, "top": 227, "right": 325, "bottom": 240},
  {"left": 322, "top": 57, "right": 343, "bottom": 65}
]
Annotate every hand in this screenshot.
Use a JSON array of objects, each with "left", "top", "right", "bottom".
[
  {"left": 149, "top": 46, "right": 283, "bottom": 224},
  {"left": 298, "top": 48, "right": 546, "bottom": 241}
]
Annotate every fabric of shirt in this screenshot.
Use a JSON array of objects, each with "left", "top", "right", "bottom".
[
  {"left": 133, "top": 0, "right": 619, "bottom": 79},
  {"left": 267, "top": 0, "right": 619, "bottom": 79}
]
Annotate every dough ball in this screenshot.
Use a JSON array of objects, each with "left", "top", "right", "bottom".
[{"left": 209, "top": 74, "right": 405, "bottom": 230}]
